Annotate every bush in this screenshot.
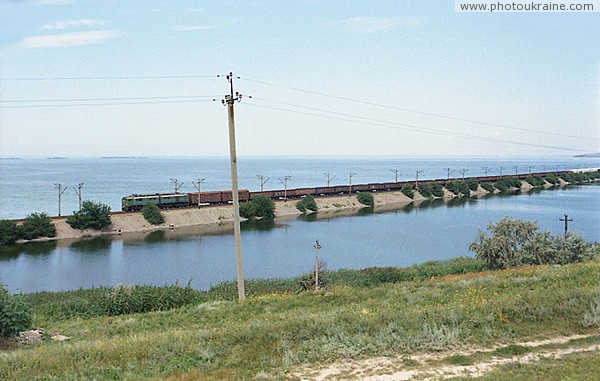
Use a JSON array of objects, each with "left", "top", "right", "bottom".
[
  {"left": 19, "top": 212, "right": 56, "bottom": 240},
  {"left": 430, "top": 182, "right": 445, "bottom": 198},
  {"left": 0, "top": 285, "right": 33, "bottom": 338},
  {"left": 469, "top": 217, "right": 594, "bottom": 270},
  {"left": 480, "top": 182, "right": 495, "bottom": 192},
  {"left": 466, "top": 178, "right": 479, "bottom": 191},
  {"left": 525, "top": 176, "right": 545, "bottom": 188},
  {"left": 240, "top": 196, "right": 275, "bottom": 220},
  {"left": 418, "top": 183, "right": 432, "bottom": 198},
  {"left": 66, "top": 201, "right": 112, "bottom": 230},
  {"left": 296, "top": 194, "right": 318, "bottom": 213},
  {"left": 445, "top": 180, "right": 470, "bottom": 196},
  {"left": 401, "top": 184, "right": 414, "bottom": 199},
  {"left": 0, "top": 220, "right": 20, "bottom": 245},
  {"left": 543, "top": 174, "right": 559, "bottom": 185},
  {"left": 494, "top": 177, "right": 521, "bottom": 192},
  {"left": 142, "top": 204, "right": 165, "bottom": 225},
  {"left": 357, "top": 192, "right": 374, "bottom": 206}
]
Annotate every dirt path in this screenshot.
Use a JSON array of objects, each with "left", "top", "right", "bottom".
[{"left": 291, "top": 333, "right": 600, "bottom": 380}]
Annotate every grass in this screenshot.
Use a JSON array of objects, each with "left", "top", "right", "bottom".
[{"left": 1, "top": 257, "right": 599, "bottom": 380}]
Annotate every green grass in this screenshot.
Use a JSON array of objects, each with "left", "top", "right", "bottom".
[{"left": 2, "top": 258, "right": 599, "bottom": 380}]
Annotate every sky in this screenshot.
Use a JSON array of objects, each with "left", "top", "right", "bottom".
[{"left": 0, "top": 0, "right": 599, "bottom": 158}]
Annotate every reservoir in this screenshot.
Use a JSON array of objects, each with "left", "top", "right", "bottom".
[{"left": 1, "top": 183, "right": 598, "bottom": 293}]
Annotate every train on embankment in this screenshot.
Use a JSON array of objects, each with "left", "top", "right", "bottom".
[{"left": 121, "top": 171, "right": 569, "bottom": 212}]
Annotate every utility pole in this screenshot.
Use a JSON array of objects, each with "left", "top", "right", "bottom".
[
  {"left": 482, "top": 166, "right": 491, "bottom": 176},
  {"left": 514, "top": 166, "right": 519, "bottom": 176},
  {"left": 559, "top": 214, "right": 573, "bottom": 238},
  {"left": 444, "top": 168, "right": 453, "bottom": 180},
  {"left": 391, "top": 169, "right": 400, "bottom": 183},
  {"left": 73, "top": 183, "right": 84, "bottom": 211},
  {"left": 498, "top": 166, "right": 505, "bottom": 177},
  {"left": 415, "top": 170, "right": 424, "bottom": 187},
  {"left": 348, "top": 173, "right": 356, "bottom": 195},
  {"left": 324, "top": 173, "right": 336, "bottom": 187},
  {"left": 279, "top": 176, "right": 292, "bottom": 201},
  {"left": 257, "top": 175, "right": 270, "bottom": 192},
  {"left": 193, "top": 178, "right": 206, "bottom": 192},
  {"left": 222, "top": 71, "right": 245, "bottom": 302},
  {"left": 459, "top": 168, "right": 468, "bottom": 180},
  {"left": 54, "top": 183, "right": 68, "bottom": 217},
  {"left": 170, "top": 178, "right": 184, "bottom": 193},
  {"left": 314, "top": 240, "right": 321, "bottom": 291}
]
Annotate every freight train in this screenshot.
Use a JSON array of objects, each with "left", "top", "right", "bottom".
[{"left": 121, "top": 171, "right": 559, "bottom": 212}]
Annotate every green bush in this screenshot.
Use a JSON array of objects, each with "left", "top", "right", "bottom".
[
  {"left": 296, "top": 194, "right": 318, "bottom": 213},
  {"left": 445, "top": 180, "right": 470, "bottom": 196},
  {"left": 401, "top": 184, "right": 414, "bottom": 199},
  {"left": 417, "top": 183, "right": 432, "bottom": 198},
  {"left": 525, "top": 176, "right": 545, "bottom": 188},
  {"left": 240, "top": 196, "right": 275, "bottom": 220},
  {"left": 480, "top": 182, "right": 495, "bottom": 192},
  {"left": 0, "top": 285, "right": 33, "bottom": 338},
  {"left": 142, "top": 203, "right": 165, "bottom": 225},
  {"left": 0, "top": 220, "right": 20, "bottom": 245},
  {"left": 543, "top": 174, "right": 559, "bottom": 185},
  {"left": 19, "top": 212, "right": 56, "bottom": 240},
  {"left": 469, "top": 217, "right": 594, "bottom": 270},
  {"left": 357, "top": 192, "right": 374, "bottom": 206},
  {"left": 430, "top": 182, "right": 445, "bottom": 198},
  {"left": 494, "top": 177, "right": 521, "bottom": 192},
  {"left": 66, "top": 201, "right": 111, "bottom": 230},
  {"left": 466, "top": 178, "right": 479, "bottom": 191}
]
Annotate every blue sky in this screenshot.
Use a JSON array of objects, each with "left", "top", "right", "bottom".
[{"left": 0, "top": 0, "right": 598, "bottom": 157}]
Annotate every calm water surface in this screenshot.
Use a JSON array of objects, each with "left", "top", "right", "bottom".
[{"left": 1, "top": 183, "right": 598, "bottom": 293}]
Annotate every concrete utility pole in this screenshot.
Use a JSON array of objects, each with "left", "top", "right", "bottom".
[
  {"left": 257, "top": 175, "right": 269, "bottom": 192},
  {"left": 459, "top": 169, "right": 468, "bottom": 180},
  {"left": 170, "top": 178, "right": 184, "bottom": 193},
  {"left": 482, "top": 166, "right": 491, "bottom": 176},
  {"left": 444, "top": 168, "right": 453, "bottom": 180},
  {"left": 222, "top": 72, "right": 245, "bottom": 302},
  {"left": 415, "top": 170, "right": 424, "bottom": 187},
  {"left": 514, "top": 166, "right": 519, "bottom": 175},
  {"left": 193, "top": 178, "right": 206, "bottom": 192},
  {"left": 73, "top": 183, "right": 84, "bottom": 211},
  {"left": 559, "top": 214, "right": 573, "bottom": 238},
  {"left": 279, "top": 176, "right": 292, "bottom": 201},
  {"left": 391, "top": 169, "right": 400, "bottom": 183},
  {"left": 54, "top": 183, "right": 68, "bottom": 217},
  {"left": 314, "top": 240, "right": 321, "bottom": 291},
  {"left": 348, "top": 173, "right": 356, "bottom": 195},
  {"left": 498, "top": 166, "right": 505, "bottom": 176},
  {"left": 324, "top": 173, "right": 336, "bottom": 187}
]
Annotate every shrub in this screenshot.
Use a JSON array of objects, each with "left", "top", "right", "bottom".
[
  {"left": 417, "top": 183, "right": 432, "bottom": 198},
  {"left": 0, "top": 220, "right": 20, "bottom": 245},
  {"left": 142, "top": 203, "right": 165, "bottom": 225},
  {"left": 543, "top": 174, "right": 559, "bottom": 185},
  {"left": 401, "top": 184, "right": 414, "bottom": 199},
  {"left": 445, "top": 180, "right": 470, "bottom": 196},
  {"left": 66, "top": 201, "right": 111, "bottom": 230},
  {"left": 19, "top": 212, "right": 56, "bottom": 240},
  {"left": 525, "top": 176, "right": 545, "bottom": 188},
  {"left": 357, "top": 192, "right": 374, "bottom": 206},
  {"left": 0, "top": 285, "right": 33, "bottom": 338},
  {"left": 430, "top": 182, "right": 445, "bottom": 198},
  {"left": 296, "top": 194, "right": 318, "bottom": 213},
  {"left": 494, "top": 177, "right": 521, "bottom": 192},
  {"left": 240, "top": 196, "right": 275, "bottom": 220},
  {"left": 469, "top": 217, "right": 594, "bottom": 270},
  {"left": 466, "top": 178, "right": 479, "bottom": 191},
  {"left": 480, "top": 182, "right": 495, "bottom": 192}
]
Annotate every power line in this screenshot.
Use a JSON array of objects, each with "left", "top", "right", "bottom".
[
  {"left": 244, "top": 100, "right": 586, "bottom": 153},
  {"left": 0, "top": 99, "right": 216, "bottom": 109},
  {"left": 239, "top": 76, "right": 597, "bottom": 142},
  {"left": 2, "top": 74, "right": 221, "bottom": 81},
  {"left": 0, "top": 95, "right": 220, "bottom": 103}
]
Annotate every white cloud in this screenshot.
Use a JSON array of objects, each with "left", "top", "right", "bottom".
[
  {"left": 338, "top": 17, "right": 423, "bottom": 34},
  {"left": 41, "top": 19, "right": 106, "bottom": 31},
  {"left": 174, "top": 25, "right": 213, "bottom": 31},
  {"left": 22, "top": 30, "right": 121, "bottom": 48}
]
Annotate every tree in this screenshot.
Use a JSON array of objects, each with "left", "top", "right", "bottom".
[
  {"left": 66, "top": 200, "right": 112, "bottom": 230},
  {"left": 401, "top": 184, "right": 414, "bottom": 199},
  {"left": 240, "top": 196, "right": 276, "bottom": 220},
  {"left": 0, "top": 220, "right": 20, "bottom": 245},
  {"left": 296, "top": 194, "right": 318, "bottom": 213},
  {"left": 0, "top": 285, "right": 33, "bottom": 338},
  {"left": 19, "top": 212, "right": 56, "bottom": 240},
  {"left": 142, "top": 204, "right": 165, "bottom": 225}
]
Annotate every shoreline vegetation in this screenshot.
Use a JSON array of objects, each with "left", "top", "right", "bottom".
[
  {"left": 1, "top": 253, "right": 599, "bottom": 380},
  {"left": 2, "top": 170, "right": 599, "bottom": 244}
]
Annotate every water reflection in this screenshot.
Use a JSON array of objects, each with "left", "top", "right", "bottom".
[{"left": 69, "top": 237, "right": 112, "bottom": 253}]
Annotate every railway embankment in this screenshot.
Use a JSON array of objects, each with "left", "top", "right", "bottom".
[{"left": 8, "top": 170, "right": 599, "bottom": 243}]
